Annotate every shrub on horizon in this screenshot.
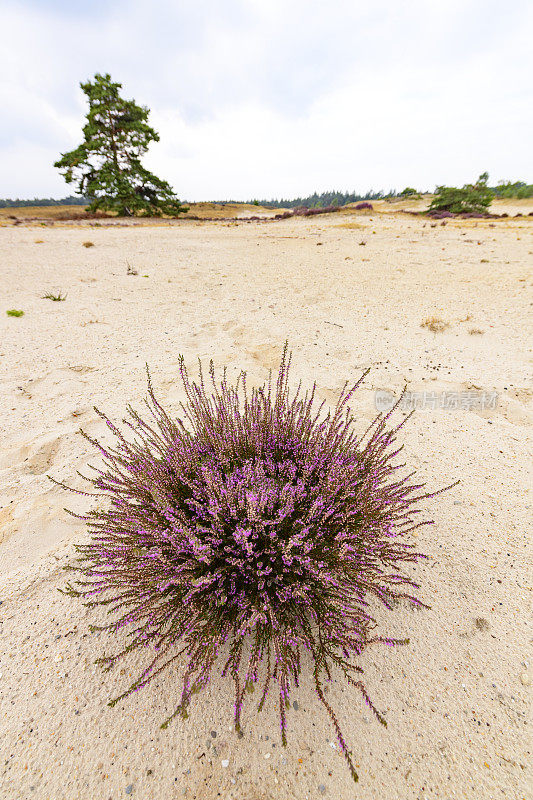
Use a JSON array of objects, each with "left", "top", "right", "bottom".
[
  {"left": 58, "top": 346, "right": 452, "bottom": 783},
  {"left": 494, "top": 180, "right": 533, "bottom": 199},
  {"left": 399, "top": 187, "right": 421, "bottom": 199},
  {"left": 429, "top": 172, "right": 494, "bottom": 215}
]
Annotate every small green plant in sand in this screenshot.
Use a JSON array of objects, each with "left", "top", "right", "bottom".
[
  {"left": 6, "top": 309, "right": 24, "bottom": 317},
  {"left": 42, "top": 291, "right": 67, "bottom": 301}
]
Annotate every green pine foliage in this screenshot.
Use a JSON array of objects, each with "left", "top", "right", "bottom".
[
  {"left": 493, "top": 180, "right": 533, "bottom": 199},
  {"left": 54, "top": 73, "right": 188, "bottom": 217},
  {"left": 429, "top": 172, "right": 494, "bottom": 214}
]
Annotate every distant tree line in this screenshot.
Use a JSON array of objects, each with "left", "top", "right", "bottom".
[
  {"left": 0, "top": 195, "right": 88, "bottom": 208},
  {"left": 252, "top": 179, "right": 532, "bottom": 209},
  {"left": 492, "top": 180, "right": 533, "bottom": 199},
  {"left": 248, "top": 189, "right": 396, "bottom": 209},
  {"left": 2, "top": 180, "right": 530, "bottom": 211}
]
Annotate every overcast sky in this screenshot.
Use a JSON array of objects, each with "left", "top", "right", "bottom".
[{"left": 1, "top": 0, "right": 531, "bottom": 201}]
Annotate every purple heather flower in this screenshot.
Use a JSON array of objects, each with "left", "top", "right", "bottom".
[{"left": 58, "top": 344, "right": 453, "bottom": 784}]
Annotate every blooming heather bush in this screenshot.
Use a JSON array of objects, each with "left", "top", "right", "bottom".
[{"left": 59, "top": 346, "right": 450, "bottom": 783}]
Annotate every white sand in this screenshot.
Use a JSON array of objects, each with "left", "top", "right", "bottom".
[{"left": 0, "top": 210, "right": 532, "bottom": 799}]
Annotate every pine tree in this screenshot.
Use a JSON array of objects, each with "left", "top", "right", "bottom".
[
  {"left": 54, "top": 73, "right": 188, "bottom": 217},
  {"left": 429, "top": 173, "right": 493, "bottom": 214}
]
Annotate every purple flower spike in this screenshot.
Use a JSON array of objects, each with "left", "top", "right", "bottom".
[{"left": 58, "top": 343, "right": 454, "bottom": 784}]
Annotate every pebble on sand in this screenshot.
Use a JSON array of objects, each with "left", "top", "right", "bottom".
[
  {"left": 221, "top": 759, "right": 229, "bottom": 768},
  {"left": 520, "top": 672, "right": 532, "bottom": 686},
  {"left": 125, "top": 785, "right": 133, "bottom": 795}
]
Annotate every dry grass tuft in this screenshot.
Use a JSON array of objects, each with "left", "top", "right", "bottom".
[
  {"left": 335, "top": 221, "right": 365, "bottom": 230},
  {"left": 42, "top": 291, "right": 67, "bottom": 302},
  {"left": 468, "top": 328, "right": 484, "bottom": 335},
  {"left": 421, "top": 317, "right": 449, "bottom": 333},
  {"left": 82, "top": 241, "right": 95, "bottom": 248}
]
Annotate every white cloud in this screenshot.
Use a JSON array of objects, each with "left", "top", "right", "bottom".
[{"left": 1, "top": 0, "right": 532, "bottom": 199}]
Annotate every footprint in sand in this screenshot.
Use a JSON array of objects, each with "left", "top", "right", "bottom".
[
  {"left": 21, "top": 367, "right": 94, "bottom": 401},
  {"left": 248, "top": 343, "right": 283, "bottom": 371},
  {"left": 25, "top": 436, "right": 62, "bottom": 475},
  {"left": 0, "top": 432, "right": 69, "bottom": 475},
  {"left": 0, "top": 441, "right": 31, "bottom": 471},
  {"left": 221, "top": 320, "right": 239, "bottom": 332},
  {"left": 316, "top": 385, "right": 378, "bottom": 420},
  {"left": 316, "top": 386, "right": 342, "bottom": 407},
  {"left": 221, "top": 324, "right": 281, "bottom": 370},
  {"left": 462, "top": 383, "right": 533, "bottom": 427},
  {"left": 0, "top": 490, "right": 86, "bottom": 570},
  {"left": 0, "top": 504, "right": 15, "bottom": 545}
]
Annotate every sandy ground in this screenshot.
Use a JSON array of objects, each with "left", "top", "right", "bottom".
[{"left": 0, "top": 209, "right": 532, "bottom": 800}]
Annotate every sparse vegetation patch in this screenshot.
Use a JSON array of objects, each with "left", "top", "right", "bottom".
[{"left": 421, "top": 317, "right": 449, "bottom": 333}]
